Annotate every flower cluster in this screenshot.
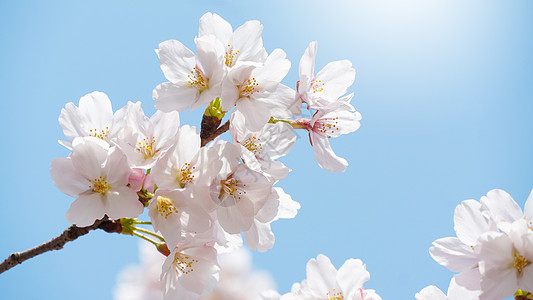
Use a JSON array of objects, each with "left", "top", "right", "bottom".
[
  {"left": 421, "top": 189, "right": 533, "bottom": 300},
  {"left": 49, "top": 12, "right": 362, "bottom": 300},
  {"left": 264, "top": 254, "right": 382, "bottom": 300},
  {"left": 114, "top": 244, "right": 382, "bottom": 300}
]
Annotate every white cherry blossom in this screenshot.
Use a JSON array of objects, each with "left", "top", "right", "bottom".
[
  {"left": 295, "top": 94, "right": 361, "bottom": 172},
  {"left": 198, "top": 12, "right": 267, "bottom": 68},
  {"left": 58, "top": 91, "right": 125, "bottom": 148},
  {"left": 148, "top": 189, "right": 212, "bottom": 249},
  {"left": 230, "top": 110, "right": 296, "bottom": 180},
  {"left": 286, "top": 254, "right": 381, "bottom": 300},
  {"left": 476, "top": 219, "right": 533, "bottom": 300},
  {"left": 115, "top": 101, "right": 180, "bottom": 169},
  {"left": 430, "top": 199, "right": 498, "bottom": 273},
  {"left": 297, "top": 41, "right": 355, "bottom": 109},
  {"left": 50, "top": 137, "right": 143, "bottom": 226},
  {"left": 480, "top": 188, "right": 533, "bottom": 233},
  {"left": 221, "top": 49, "right": 299, "bottom": 131},
  {"left": 153, "top": 35, "right": 225, "bottom": 112},
  {"left": 152, "top": 125, "right": 220, "bottom": 193},
  {"left": 161, "top": 240, "right": 220, "bottom": 300}
]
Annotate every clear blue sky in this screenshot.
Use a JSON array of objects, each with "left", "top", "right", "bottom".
[{"left": 1, "top": 1, "right": 532, "bottom": 299}]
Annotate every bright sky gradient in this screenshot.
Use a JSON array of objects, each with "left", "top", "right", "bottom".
[{"left": 1, "top": 1, "right": 532, "bottom": 299}]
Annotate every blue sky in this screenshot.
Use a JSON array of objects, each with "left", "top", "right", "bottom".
[{"left": 1, "top": 0, "right": 532, "bottom": 299}]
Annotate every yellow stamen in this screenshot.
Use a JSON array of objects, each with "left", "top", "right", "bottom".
[
  {"left": 88, "top": 176, "right": 111, "bottom": 194},
  {"left": 156, "top": 196, "right": 178, "bottom": 219}
]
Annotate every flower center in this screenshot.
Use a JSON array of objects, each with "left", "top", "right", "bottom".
[
  {"left": 89, "top": 127, "right": 110, "bottom": 140},
  {"left": 512, "top": 249, "right": 530, "bottom": 274},
  {"left": 239, "top": 77, "right": 259, "bottom": 97},
  {"left": 176, "top": 163, "right": 195, "bottom": 188},
  {"left": 218, "top": 177, "right": 246, "bottom": 206},
  {"left": 157, "top": 196, "right": 178, "bottom": 219},
  {"left": 224, "top": 45, "right": 240, "bottom": 67},
  {"left": 187, "top": 66, "right": 208, "bottom": 91},
  {"left": 172, "top": 252, "right": 198, "bottom": 275},
  {"left": 326, "top": 289, "right": 344, "bottom": 300},
  {"left": 89, "top": 176, "right": 111, "bottom": 194},
  {"left": 312, "top": 79, "right": 324, "bottom": 94},
  {"left": 315, "top": 117, "right": 340, "bottom": 138},
  {"left": 137, "top": 136, "right": 156, "bottom": 159},
  {"left": 243, "top": 135, "right": 263, "bottom": 155}
]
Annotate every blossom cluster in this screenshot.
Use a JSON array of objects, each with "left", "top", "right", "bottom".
[
  {"left": 114, "top": 243, "right": 382, "bottom": 300},
  {"left": 49, "top": 12, "right": 362, "bottom": 300},
  {"left": 420, "top": 189, "right": 533, "bottom": 300}
]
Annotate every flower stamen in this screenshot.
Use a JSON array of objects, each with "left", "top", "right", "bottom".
[
  {"left": 156, "top": 196, "right": 178, "bottom": 219},
  {"left": 188, "top": 66, "right": 208, "bottom": 91},
  {"left": 89, "top": 176, "right": 111, "bottom": 194},
  {"left": 512, "top": 249, "right": 530, "bottom": 274}
]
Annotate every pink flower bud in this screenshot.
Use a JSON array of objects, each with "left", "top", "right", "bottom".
[{"left": 128, "top": 168, "right": 146, "bottom": 192}]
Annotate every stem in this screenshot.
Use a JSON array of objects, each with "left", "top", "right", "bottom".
[
  {"left": 0, "top": 218, "right": 106, "bottom": 274},
  {"left": 134, "top": 221, "right": 152, "bottom": 225},
  {"left": 201, "top": 120, "right": 230, "bottom": 147},
  {"left": 133, "top": 227, "right": 165, "bottom": 241},
  {"left": 132, "top": 232, "right": 160, "bottom": 246}
]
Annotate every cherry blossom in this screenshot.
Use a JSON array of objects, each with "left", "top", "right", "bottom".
[
  {"left": 284, "top": 254, "right": 381, "bottom": 300},
  {"left": 198, "top": 12, "right": 267, "bottom": 68},
  {"left": 230, "top": 110, "right": 296, "bottom": 180},
  {"left": 161, "top": 240, "right": 220, "bottom": 300},
  {"left": 294, "top": 94, "right": 361, "bottom": 172},
  {"left": 58, "top": 91, "right": 126, "bottom": 148},
  {"left": 481, "top": 188, "right": 533, "bottom": 233},
  {"left": 153, "top": 35, "right": 225, "bottom": 112},
  {"left": 476, "top": 219, "right": 533, "bottom": 300},
  {"left": 148, "top": 189, "right": 212, "bottom": 249},
  {"left": 297, "top": 41, "right": 355, "bottom": 109},
  {"left": 50, "top": 137, "right": 143, "bottom": 226},
  {"left": 114, "top": 101, "right": 180, "bottom": 169},
  {"left": 221, "top": 49, "right": 299, "bottom": 131}
]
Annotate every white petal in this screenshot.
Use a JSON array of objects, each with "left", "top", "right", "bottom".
[
  {"left": 314, "top": 60, "right": 355, "bottom": 102},
  {"left": 523, "top": 189, "right": 533, "bottom": 220},
  {"left": 232, "top": 20, "right": 265, "bottom": 63},
  {"left": 50, "top": 157, "right": 88, "bottom": 198},
  {"left": 299, "top": 41, "right": 317, "bottom": 84},
  {"left": 198, "top": 12, "right": 232, "bottom": 44},
  {"left": 243, "top": 221, "right": 275, "bottom": 252},
  {"left": 157, "top": 39, "right": 195, "bottom": 83},
  {"left": 105, "top": 186, "right": 144, "bottom": 220},
  {"left": 78, "top": 91, "right": 114, "bottom": 132},
  {"left": 454, "top": 199, "right": 494, "bottom": 246},
  {"left": 481, "top": 189, "right": 523, "bottom": 231},
  {"left": 236, "top": 98, "right": 271, "bottom": 132},
  {"left": 310, "top": 133, "right": 347, "bottom": 172},
  {"left": 217, "top": 198, "right": 254, "bottom": 234},
  {"left": 306, "top": 254, "right": 338, "bottom": 296},
  {"left": 337, "top": 259, "right": 369, "bottom": 297},
  {"left": 65, "top": 193, "right": 106, "bottom": 227},
  {"left": 153, "top": 82, "right": 199, "bottom": 112},
  {"left": 415, "top": 286, "right": 447, "bottom": 300},
  {"left": 429, "top": 237, "right": 477, "bottom": 272}
]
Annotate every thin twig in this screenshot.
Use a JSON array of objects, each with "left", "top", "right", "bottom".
[
  {"left": 0, "top": 218, "right": 107, "bottom": 274},
  {"left": 201, "top": 120, "right": 230, "bottom": 147}
]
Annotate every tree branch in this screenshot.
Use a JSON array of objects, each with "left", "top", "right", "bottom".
[
  {"left": 0, "top": 218, "right": 108, "bottom": 274},
  {"left": 201, "top": 120, "right": 230, "bottom": 147}
]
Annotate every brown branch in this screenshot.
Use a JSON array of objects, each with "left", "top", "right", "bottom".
[
  {"left": 0, "top": 218, "right": 109, "bottom": 274},
  {"left": 201, "top": 120, "right": 230, "bottom": 147}
]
